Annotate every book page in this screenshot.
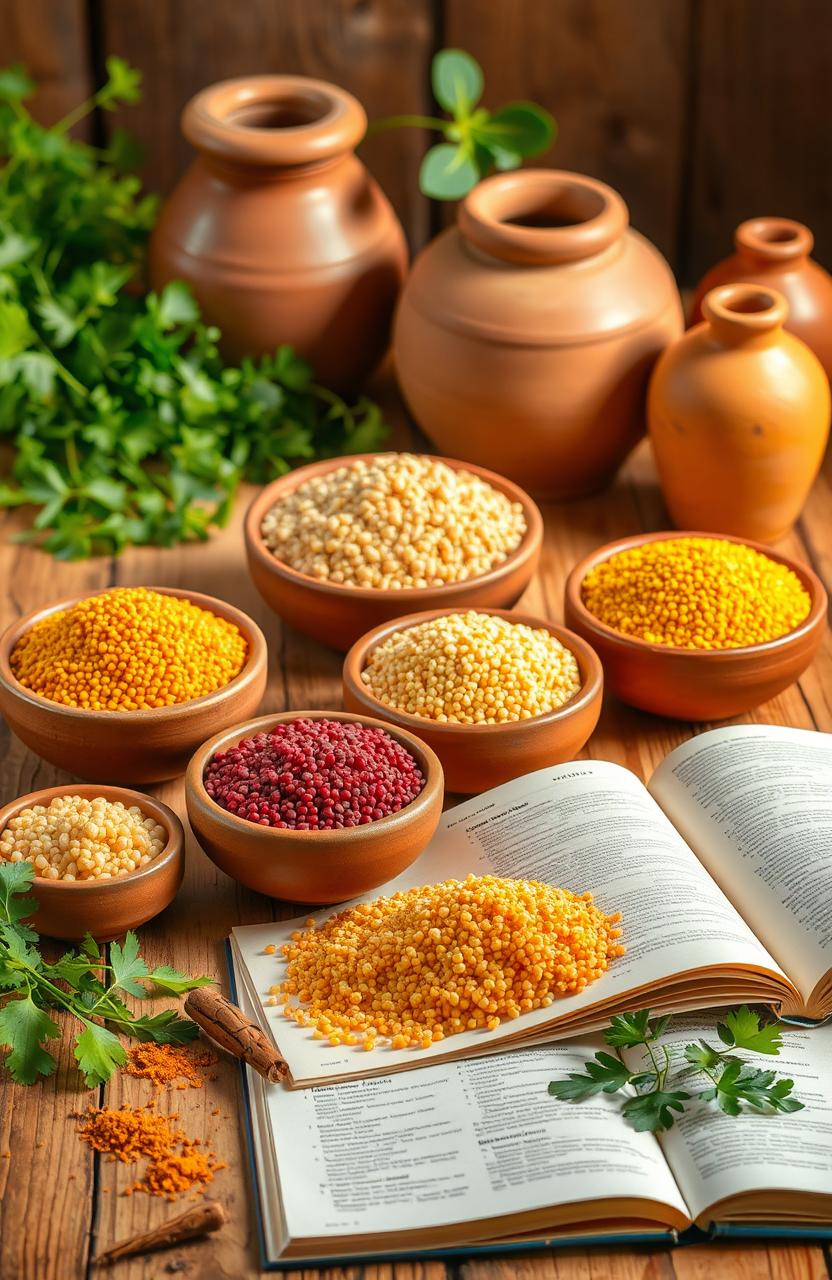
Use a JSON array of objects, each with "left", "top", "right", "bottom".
[
  {"left": 233, "top": 760, "right": 788, "bottom": 1084},
  {"left": 649, "top": 726, "right": 832, "bottom": 1003},
  {"left": 257, "top": 1040, "right": 691, "bottom": 1245},
  {"left": 631, "top": 1017, "right": 832, "bottom": 1225}
]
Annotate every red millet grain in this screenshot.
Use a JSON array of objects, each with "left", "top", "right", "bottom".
[{"left": 203, "top": 718, "right": 425, "bottom": 830}]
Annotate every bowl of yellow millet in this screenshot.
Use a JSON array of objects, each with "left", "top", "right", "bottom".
[
  {"left": 0, "top": 586, "right": 268, "bottom": 782},
  {"left": 564, "top": 530, "right": 827, "bottom": 720}
]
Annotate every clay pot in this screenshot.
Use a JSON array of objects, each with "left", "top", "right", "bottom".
[
  {"left": 393, "top": 169, "right": 683, "bottom": 500},
  {"left": 691, "top": 218, "right": 832, "bottom": 378},
  {"left": 648, "top": 284, "right": 831, "bottom": 543},
  {"left": 150, "top": 75, "right": 407, "bottom": 391}
]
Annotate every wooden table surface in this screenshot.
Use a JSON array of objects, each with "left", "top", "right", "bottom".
[{"left": 0, "top": 390, "right": 830, "bottom": 1280}]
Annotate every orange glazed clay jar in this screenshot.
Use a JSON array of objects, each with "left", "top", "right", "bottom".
[
  {"left": 150, "top": 76, "right": 407, "bottom": 391},
  {"left": 393, "top": 170, "right": 683, "bottom": 500},
  {"left": 648, "top": 284, "right": 831, "bottom": 544},
  {"left": 691, "top": 218, "right": 832, "bottom": 379}
]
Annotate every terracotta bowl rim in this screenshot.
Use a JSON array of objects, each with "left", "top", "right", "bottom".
[
  {"left": 185, "top": 709, "right": 444, "bottom": 845},
  {"left": 0, "top": 784, "right": 185, "bottom": 893},
  {"left": 564, "top": 530, "right": 827, "bottom": 660},
  {"left": 244, "top": 452, "right": 543, "bottom": 604},
  {"left": 343, "top": 606, "right": 604, "bottom": 737},
  {"left": 0, "top": 585, "right": 268, "bottom": 725}
]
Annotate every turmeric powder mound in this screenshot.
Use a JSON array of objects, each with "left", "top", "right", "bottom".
[
  {"left": 125, "top": 1043, "right": 217, "bottom": 1090},
  {"left": 78, "top": 1104, "right": 226, "bottom": 1201},
  {"left": 278, "top": 873, "right": 624, "bottom": 1050}
]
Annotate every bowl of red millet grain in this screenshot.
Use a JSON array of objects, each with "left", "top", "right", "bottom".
[{"left": 185, "top": 711, "right": 444, "bottom": 904}]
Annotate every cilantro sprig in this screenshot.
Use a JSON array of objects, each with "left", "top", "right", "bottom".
[
  {"left": 0, "top": 59, "right": 386, "bottom": 559},
  {"left": 0, "top": 861, "right": 212, "bottom": 1086},
  {"left": 548, "top": 1008, "right": 804, "bottom": 1133},
  {"left": 369, "top": 48, "right": 556, "bottom": 199}
]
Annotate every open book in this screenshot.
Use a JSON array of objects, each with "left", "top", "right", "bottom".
[
  {"left": 230, "top": 724, "right": 832, "bottom": 1089},
  {"left": 232, "top": 983, "right": 832, "bottom": 1265}
]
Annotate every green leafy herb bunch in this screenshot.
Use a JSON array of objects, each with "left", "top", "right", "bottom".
[
  {"left": 369, "top": 48, "right": 556, "bottom": 199},
  {"left": 548, "top": 1007, "right": 805, "bottom": 1133},
  {"left": 0, "top": 860, "right": 212, "bottom": 1086},
  {"left": 0, "top": 59, "right": 385, "bottom": 559}
]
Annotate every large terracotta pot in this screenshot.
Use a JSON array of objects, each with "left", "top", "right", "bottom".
[
  {"left": 150, "top": 76, "right": 408, "bottom": 391},
  {"left": 393, "top": 170, "right": 683, "bottom": 500},
  {"left": 691, "top": 218, "right": 832, "bottom": 379},
  {"left": 648, "top": 284, "right": 830, "bottom": 544}
]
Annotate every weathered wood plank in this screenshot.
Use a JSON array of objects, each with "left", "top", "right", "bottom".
[
  {"left": 685, "top": 0, "right": 832, "bottom": 283},
  {"left": 98, "top": 0, "right": 434, "bottom": 250},
  {"left": 441, "top": 0, "right": 690, "bottom": 264},
  {"left": 2, "top": 0, "right": 92, "bottom": 133}
]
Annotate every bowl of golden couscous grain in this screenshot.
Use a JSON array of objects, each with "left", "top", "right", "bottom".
[
  {"left": 244, "top": 452, "right": 543, "bottom": 651},
  {"left": 564, "top": 530, "right": 827, "bottom": 720},
  {"left": 0, "top": 586, "right": 268, "bottom": 782}
]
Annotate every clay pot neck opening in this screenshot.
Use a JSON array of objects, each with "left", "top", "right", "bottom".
[
  {"left": 735, "top": 217, "right": 813, "bottom": 263},
  {"left": 183, "top": 76, "right": 367, "bottom": 169},
  {"left": 702, "top": 284, "right": 788, "bottom": 344},
  {"left": 459, "top": 170, "right": 628, "bottom": 266}
]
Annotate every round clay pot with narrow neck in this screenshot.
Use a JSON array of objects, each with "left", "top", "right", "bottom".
[
  {"left": 150, "top": 75, "right": 408, "bottom": 391},
  {"left": 648, "top": 283, "right": 831, "bottom": 544},
  {"left": 393, "top": 169, "right": 683, "bottom": 501},
  {"left": 691, "top": 218, "right": 832, "bottom": 379}
]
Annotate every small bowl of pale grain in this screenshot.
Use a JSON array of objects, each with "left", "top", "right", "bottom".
[
  {"left": 343, "top": 607, "right": 603, "bottom": 794},
  {"left": 244, "top": 452, "right": 543, "bottom": 650},
  {"left": 0, "top": 785, "right": 185, "bottom": 941}
]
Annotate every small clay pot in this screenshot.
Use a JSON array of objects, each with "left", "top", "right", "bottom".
[
  {"left": 244, "top": 453, "right": 543, "bottom": 651},
  {"left": 0, "top": 785, "right": 185, "bottom": 941},
  {"left": 564, "top": 531, "right": 828, "bottom": 721},
  {"left": 394, "top": 169, "right": 683, "bottom": 500},
  {"left": 342, "top": 608, "right": 603, "bottom": 795},
  {"left": 185, "top": 711, "right": 444, "bottom": 904},
  {"left": 649, "top": 284, "right": 831, "bottom": 543},
  {"left": 151, "top": 76, "right": 407, "bottom": 391},
  {"left": 0, "top": 588, "right": 268, "bottom": 783},
  {"left": 691, "top": 218, "right": 832, "bottom": 378}
]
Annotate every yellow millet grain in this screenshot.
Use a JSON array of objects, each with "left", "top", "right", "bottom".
[
  {"left": 277, "top": 873, "right": 624, "bottom": 1049},
  {"left": 580, "top": 537, "right": 812, "bottom": 650},
  {"left": 0, "top": 795, "right": 167, "bottom": 881},
  {"left": 260, "top": 453, "right": 527, "bottom": 589},
  {"left": 360, "top": 611, "right": 582, "bottom": 724},
  {"left": 10, "top": 587, "right": 248, "bottom": 710}
]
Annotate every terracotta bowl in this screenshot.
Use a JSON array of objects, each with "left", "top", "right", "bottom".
[
  {"left": 342, "top": 607, "right": 604, "bottom": 795},
  {"left": 185, "top": 711, "right": 444, "bottom": 904},
  {"left": 0, "top": 587, "right": 268, "bottom": 783},
  {"left": 564, "top": 531, "right": 828, "bottom": 720},
  {"left": 0, "top": 784, "right": 185, "bottom": 942},
  {"left": 244, "top": 453, "right": 543, "bottom": 651}
]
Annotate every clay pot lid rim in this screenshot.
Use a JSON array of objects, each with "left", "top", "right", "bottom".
[
  {"left": 565, "top": 530, "right": 827, "bottom": 659},
  {"left": 735, "top": 217, "right": 814, "bottom": 262},
  {"left": 702, "top": 282, "right": 789, "bottom": 336},
  {"left": 0, "top": 585, "right": 268, "bottom": 724},
  {"left": 0, "top": 784, "right": 184, "bottom": 892},
  {"left": 459, "top": 169, "right": 629, "bottom": 266},
  {"left": 343, "top": 606, "right": 604, "bottom": 736},
  {"left": 183, "top": 75, "right": 366, "bottom": 167},
  {"left": 186, "top": 709, "right": 444, "bottom": 842},
  {"left": 244, "top": 452, "right": 544, "bottom": 602}
]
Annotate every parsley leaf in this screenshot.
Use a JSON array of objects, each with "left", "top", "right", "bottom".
[
  {"left": 109, "top": 931, "right": 149, "bottom": 997},
  {"left": 547, "top": 1051, "right": 633, "bottom": 1102},
  {"left": 146, "top": 966, "right": 214, "bottom": 996},
  {"left": 717, "top": 1006, "right": 784, "bottom": 1055},
  {"left": 621, "top": 1089, "right": 691, "bottom": 1133},
  {"left": 0, "top": 995, "right": 60, "bottom": 1084},
  {"left": 74, "top": 1023, "right": 127, "bottom": 1087}
]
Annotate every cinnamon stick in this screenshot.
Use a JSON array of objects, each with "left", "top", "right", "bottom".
[
  {"left": 184, "top": 986, "right": 289, "bottom": 1083},
  {"left": 95, "top": 1200, "right": 226, "bottom": 1265}
]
